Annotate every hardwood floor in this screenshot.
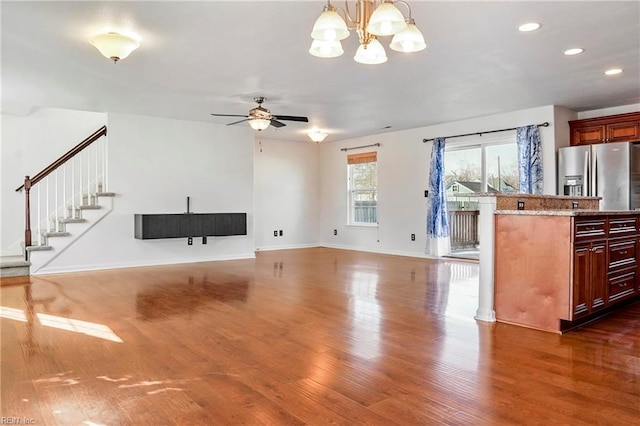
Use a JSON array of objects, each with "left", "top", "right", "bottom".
[{"left": 1, "top": 247, "right": 639, "bottom": 425}]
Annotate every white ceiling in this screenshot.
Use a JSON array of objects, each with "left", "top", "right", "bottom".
[{"left": 2, "top": 1, "right": 639, "bottom": 142}]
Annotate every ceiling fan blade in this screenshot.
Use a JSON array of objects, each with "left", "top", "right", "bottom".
[
  {"left": 226, "top": 118, "right": 250, "bottom": 126},
  {"left": 273, "top": 115, "right": 309, "bottom": 123},
  {"left": 270, "top": 119, "right": 286, "bottom": 128},
  {"left": 211, "top": 113, "right": 249, "bottom": 118}
]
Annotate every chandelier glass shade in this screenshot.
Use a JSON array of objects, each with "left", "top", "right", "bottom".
[
  {"left": 309, "top": 0, "right": 425, "bottom": 64},
  {"left": 354, "top": 38, "right": 388, "bottom": 64},
  {"left": 90, "top": 32, "right": 140, "bottom": 63},
  {"left": 309, "top": 39, "right": 345, "bottom": 58},
  {"left": 389, "top": 19, "right": 426, "bottom": 52}
]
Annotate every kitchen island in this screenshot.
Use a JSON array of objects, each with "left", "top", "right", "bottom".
[{"left": 494, "top": 210, "right": 640, "bottom": 333}]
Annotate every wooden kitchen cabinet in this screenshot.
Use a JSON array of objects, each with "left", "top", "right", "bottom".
[
  {"left": 572, "top": 241, "right": 606, "bottom": 318},
  {"left": 569, "top": 112, "right": 640, "bottom": 146},
  {"left": 494, "top": 212, "right": 640, "bottom": 333}
]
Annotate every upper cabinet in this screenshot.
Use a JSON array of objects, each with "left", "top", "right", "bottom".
[{"left": 569, "top": 111, "right": 640, "bottom": 146}]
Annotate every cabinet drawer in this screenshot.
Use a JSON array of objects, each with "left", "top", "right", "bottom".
[
  {"left": 574, "top": 219, "right": 607, "bottom": 241},
  {"left": 608, "top": 271, "right": 636, "bottom": 303},
  {"left": 608, "top": 239, "right": 637, "bottom": 270},
  {"left": 609, "top": 217, "right": 638, "bottom": 237}
]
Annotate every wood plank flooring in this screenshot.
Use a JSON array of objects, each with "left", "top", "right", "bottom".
[{"left": 1, "top": 247, "right": 639, "bottom": 425}]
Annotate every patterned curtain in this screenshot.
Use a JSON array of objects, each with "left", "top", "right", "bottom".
[
  {"left": 426, "top": 137, "right": 450, "bottom": 256},
  {"left": 516, "top": 125, "right": 543, "bottom": 194}
]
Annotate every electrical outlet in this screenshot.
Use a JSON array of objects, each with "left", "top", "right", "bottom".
[
  {"left": 334, "top": 229, "right": 337, "bottom": 236},
  {"left": 517, "top": 200, "right": 525, "bottom": 210},
  {"left": 187, "top": 237, "right": 193, "bottom": 245},
  {"left": 279, "top": 230, "right": 283, "bottom": 236},
  {"left": 274, "top": 230, "right": 278, "bottom": 237},
  {"left": 202, "top": 236, "right": 207, "bottom": 244},
  {"left": 411, "top": 234, "right": 416, "bottom": 241}
]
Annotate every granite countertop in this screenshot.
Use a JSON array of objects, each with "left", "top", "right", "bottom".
[{"left": 495, "top": 209, "right": 640, "bottom": 216}]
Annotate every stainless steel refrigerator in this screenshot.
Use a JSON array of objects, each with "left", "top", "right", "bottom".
[{"left": 558, "top": 142, "right": 640, "bottom": 210}]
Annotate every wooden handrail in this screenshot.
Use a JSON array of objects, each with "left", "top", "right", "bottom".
[
  {"left": 15, "top": 125, "right": 107, "bottom": 192},
  {"left": 16, "top": 125, "right": 107, "bottom": 252}
]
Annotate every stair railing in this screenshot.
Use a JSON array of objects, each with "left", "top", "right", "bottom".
[{"left": 15, "top": 126, "right": 108, "bottom": 251}]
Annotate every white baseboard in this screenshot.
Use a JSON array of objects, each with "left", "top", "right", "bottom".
[
  {"left": 32, "top": 252, "right": 257, "bottom": 275},
  {"left": 255, "top": 243, "right": 320, "bottom": 252},
  {"left": 319, "top": 243, "right": 439, "bottom": 260}
]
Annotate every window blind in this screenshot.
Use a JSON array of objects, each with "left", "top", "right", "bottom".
[{"left": 347, "top": 151, "right": 377, "bottom": 164}]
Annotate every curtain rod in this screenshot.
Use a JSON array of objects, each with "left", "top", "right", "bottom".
[
  {"left": 340, "top": 143, "right": 381, "bottom": 152},
  {"left": 422, "top": 122, "right": 549, "bottom": 143}
]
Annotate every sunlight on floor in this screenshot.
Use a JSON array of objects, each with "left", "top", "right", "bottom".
[{"left": 0, "top": 306, "right": 123, "bottom": 343}]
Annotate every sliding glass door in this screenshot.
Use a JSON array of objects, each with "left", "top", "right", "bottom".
[{"left": 444, "top": 139, "right": 517, "bottom": 258}]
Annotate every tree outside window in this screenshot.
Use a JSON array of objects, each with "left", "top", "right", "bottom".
[{"left": 347, "top": 152, "right": 377, "bottom": 225}]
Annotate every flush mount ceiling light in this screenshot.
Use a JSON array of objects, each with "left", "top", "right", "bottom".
[
  {"left": 309, "top": 0, "right": 426, "bottom": 65},
  {"left": 518, "top": 22, "right": 541, "bottom": 32},
  {"left": 564, "top": 48, "right": 584, "bottom": 56},
  {"left": 604, "top": 68, "right": 623, "bottom": 76},
  {"left": 90, "top": 32, "right": 140, "bottom": 63},
  {"left": 308, "top": 130, "right": 329, "bottom": 142}
]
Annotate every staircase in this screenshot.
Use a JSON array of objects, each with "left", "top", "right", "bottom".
[{"left": 4, "top": 126, "right": 111, "bottom": 277}]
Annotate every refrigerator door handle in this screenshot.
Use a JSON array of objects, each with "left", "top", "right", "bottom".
[
  {"left": 592, "top": 147, "right": 597, "bottom": 197},
  {"left": 583, "top": 150, "right": 589, "bottom": 196}
]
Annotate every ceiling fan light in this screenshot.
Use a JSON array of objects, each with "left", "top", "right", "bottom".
[
  {"left": 90, "top": 32, "right": 140, "bottom": 63},
  {"left": 390, "top": 21, "right": 426, "bottom": 53},
  {"left": 367, "top": 1, "right": 407, "bottom": 36},
  {"left": 308, "top": 130, "right": 328, "bottom": 142},
  {"left": 248, "top": 118, "right": 271, "bottom": 131},
  {"left": 311, "top": 7, "right": 349, "bottom": 41},
  {"left": 354, "top": 39, "right": 388, "bottom": 65},
  {"left": 309, "top": 39, "right": 344, "bottom": 58}
]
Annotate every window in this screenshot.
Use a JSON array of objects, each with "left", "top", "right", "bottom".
[{"left": 347, "top": 151, "right": 377, "bottom": 225}]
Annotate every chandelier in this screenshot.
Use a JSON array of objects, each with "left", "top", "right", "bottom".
[{"left": 309, "top": 0, "right": 426, "bottom": 65}]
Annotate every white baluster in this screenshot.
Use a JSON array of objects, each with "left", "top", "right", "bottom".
[
  {"left": 71, "top": 156, "right": 76, "bottom": 218},
  {"left": 86, "top": 147, "right": 91, "bottom": 205},
  {"left": 37, "top": 185, "right": 42, "bottom": 246},
  {"left": 55, "top": 169, "right": 59, "bottom": 232},
  {"left": 46, "top": 177, "right": 50, "bottom": 233},
  {"left": 63, "top": 164, "right": 67, "bottom": 219},
  {"left": 104, "top": 137, "right": 109, "bottom": 192},
  {"left": 95, "top": 142, "right": 99, "bottom": 194}
]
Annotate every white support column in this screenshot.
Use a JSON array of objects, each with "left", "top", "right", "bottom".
[
  {"left": 475, "top": 196, "right": 497, "bottom": 322},
  {"left": 71, "top": 157, "right": 76, "bottom": 217},
  {"left": 45, "top": 177, "right": 51, "bottom": 233}
]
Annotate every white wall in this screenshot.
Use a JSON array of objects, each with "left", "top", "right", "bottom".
[
  {"left": 1, "top": 108, "right": 256, "bottom": 271},
  {"left": 37, "top": 112, "right": 255, "bottom": 273},
  {"left": 1, "top": 108, "right": 107, "bottom": 255},
  {"left": 577, "top": 103, "right": 640, "bottom": 120},
  {"left": 319, "top": 105, "right": 558, "bottom": 257},
  {"left": 253, "top": 137, "right": 320, "bottom": 251}
]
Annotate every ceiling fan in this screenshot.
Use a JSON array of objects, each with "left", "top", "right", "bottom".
[{"left": 211, "top": 97, "right": 309, "bottom": 131}]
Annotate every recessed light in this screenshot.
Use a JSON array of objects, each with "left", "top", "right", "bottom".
[
  {"left": 518, "top": 22, "right": 541, "bottom": 32},
  {"left": 604, "top": 68, "right": 623, "bottom": 76},
  {"left": 564, "top": 48, "right": 584, "bottom": 56}
]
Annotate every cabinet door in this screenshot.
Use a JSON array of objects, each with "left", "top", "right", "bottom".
[
  {"left": 571, "top": 125, "right": 605, "bottom": 146},
  {"left": 607, "top": 121, "right": 640, "bottom": 142},
  {"left": 590, "top": 242, "right": 607, "bottom": 311},
  {"left": 572, "top": 244, "right": 590, "bottom": 317}
]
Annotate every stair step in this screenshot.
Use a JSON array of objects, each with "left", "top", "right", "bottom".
[
  {"left": 95, "top": 192, "right": 116, "bottom": 197},
  {"left": 0, "top": 255, "right": 30, "bottom": 278},
  {"left": 42, "top": 231, "right": 70, "bottom": 238},
  {"left": 26, "top": 245, "right": 52, "bottom": 252},
  {"left": 59, "top": 217, "right": 87, "bottom": 224},
  {"left": 78, "top": 204, "right": 102, "bottom": 210}
]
